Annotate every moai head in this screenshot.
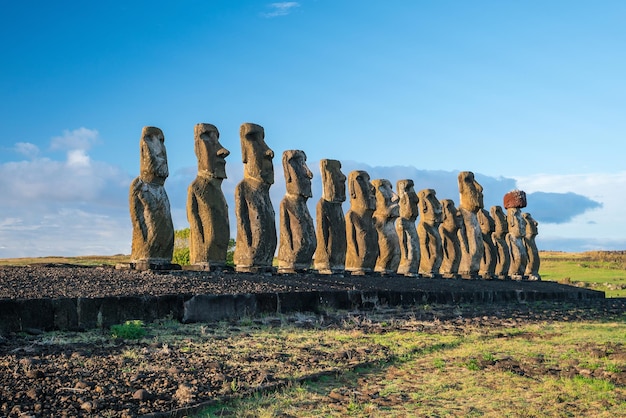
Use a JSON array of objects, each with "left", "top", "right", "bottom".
[
  {"left": 458, "top": 171, "right": 484, "bottom": 212},
  {"left": 240, "top": 123, "right": 274, "bottom": 185},
  {"left": 397, "top": 179, "right": 419, "bottom": 221},
  {"left": 283, "top": 150, "right": 313, "bottom": 198},
  {"left": 418, "top": 189, "right": 442, "bottom": 225},
  {"left": 348, "top": 170, "right": 376, "bottom": 213},
  {"left": 490, "top": 205, "right": 508, "bottom": 237},
  {"left": 523, "top": 212, "right": 538, "bottom": 238},
  {"left": 140, "top": 126, "right": 168, "bottom": 185},
  {"left": 478, "top": 208, "right": 495, "bottom": 235},
  {"left": 194, "top": 123, "right": 229, "bottom": 179},
  {"left": 507, "top": 208, "right": 526, "bottom": 238},
  {"left": 440, "top": 199, "right": 458, "bottom": 230},
  {"left": 320, "top": 159, "right": 346, "bottom": 203},
  {"left": 372, "top": 179, "right": 399, "bottom": 219}
]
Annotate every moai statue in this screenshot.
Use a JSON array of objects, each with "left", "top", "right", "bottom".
[
  {"left": 277, "top": 150, "right": 316, "bottom": 273},
  {"left": 233, "top": 123, "right": 277, "bottom": 273},
  {"left": 395, "top": 179, "right": 420, "bottom": 277},
  {"left": 523, "top": 212, "right": 541, "bottom": 281},
  {"left": 457, "top": 171, "right": 485, "bottom": 278},
  {"left": 504, "top": 190, "right": 528, "bottom": 280},
  {"left": 417, "top": 189, "right": 443, "bottom": 278},
  {"left": 477, "top": 208, "right": 497, "bottom": 279},
  {"left": 313, "top": 159, "right": 347, "bottom": 274},
  {"left": 345, "top": 170, "right": 378, "bottom": 275},
  {"left": 439, "top": 199, "right": 462, "bottom": 279},
  {"left": 186, "top": 123, "right": 230, "bottom": 270},
  {"left": 490, "top": 205, "right": 511, "bottom": 279},
  {"left": 129, "top": 126, "right": 175, "bottom": 270},
  {"left": 372, "top": 179, "right": 401, "bottom": 274}
]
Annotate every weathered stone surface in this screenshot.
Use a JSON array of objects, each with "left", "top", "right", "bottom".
[
  {"left": 523, "top": 212, "right": 541, "bottom": 281},
  {"left": 417, "top": 189, "right": 443, "bottom": 278},
  {"left": 491, "top": 205, "right": 511, "bottom": 279},
  {"left": 345, "top": 170, "right": 378, "bottom": 275},
  {"left": 129, "top": 126, "right": 175, "bottom": 267},
  {"left": 234, "top": 123, "right": 277, "bottom": 272},
  {"left": 504, "top": 190, "right": 527, "bottom": 209},
  {"left": 277, "top": 150, "right": 316, "bottom": 273},
  {"left": 313, "top": 159, "right": 347, "bottom": 274},
  {"left": 186, "top": 123, "right": 230, "bottom": 268},
  {"left": 507, "top": 207, "right": 528, "bottom": 280},
  {"left": 395, "top": 179, "right": 420, "bottom": 277},
  {"left": 478, "top": 208, "right": 497, "bottom": 279},
  {"left": 372, "top": 179, "right": 400, "bottom": 274},
  {"left": 457, "top": 171, "right": 485, "bottom": 278},
  {"left": 439, "top": 199, "right": 461, "bottom": 278}
]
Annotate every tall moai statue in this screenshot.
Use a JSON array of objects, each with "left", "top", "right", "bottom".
[
  {"left": 504, "top": 190, "right": 528, "bottom": 280},
  {"left": 277, "top": 150, "right": 316, "bottom": 273},
  {"left": 186, "top": 123, "right": 230, "bottom": 269},
  {"left": 490, "top": 205, "right": 511, "bottom": 279},
  {"left": 233, "top": 123, "right": 277, "bottom": 273},
  {"left": 477, "top": 208, "right": 497, "bottom": 279},
  {"left": 457, "top": 171, "right": 485, "bottom": 278},
  {"left": 523, "top": 212, "right": 541, "bottom": 281},
  {"left": 129, "top": 126, "right": 175, "bottom": 270},
  {"left": 395, "top": 179, "right": 420, "bottom": 277},
  {"left": 372, "top": 179, "right": 401, "bottom": 274},
  {"left": 313, "top": 159, "right": 347, "bottom": 274},
  {"left": 345, "top": 170, "right": 378, "bottom": 275},
  {"left": 417, "top": 189, "right": 443, "bottom": 278},
  {"left": 439, "top": 199, "right": 462, "bottom": 279}
]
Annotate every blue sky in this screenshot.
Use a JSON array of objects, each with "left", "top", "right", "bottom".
[{"left": 1, "top": 1, "right": 625, "bottom": 257}]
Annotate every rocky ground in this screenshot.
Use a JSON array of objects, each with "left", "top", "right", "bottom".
[{"left": 0, "top": 264, "right": 624, "bottom": 417}]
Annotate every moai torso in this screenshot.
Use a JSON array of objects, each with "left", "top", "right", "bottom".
[
  {"left": 186, "top": 123, "right": 230, "bottom": 268},
  {"left": 129, "top": 126, "right": 174, "bottom": 268},
  {"left": 478, "top": 208, "right": 497, "bottom": 279},
  {"left": 490, "top": 205, "right": 511, "bottom": 279},
  {"left": 457, "top": 171, "right": 485, "bottom": 278},
  {"left": 417, "top": 189, "right": 443, "bottom": 278},
  {"left": 439, "top": 199, "right": 461, "bottom": 278},
  {"left": 395, "top": 179, "right": 420, "bottom": 277},
  {"left": 373, "top": 179, "right": 400, "bottom": 274},
  {"left": 345, "top": 170, "right": 378, "bottom": 275},
  {"left": 313, "top": 159, "right": 347, "bottom": 274},
  {"left": 233, "top": 123, "right": 277, "bottom": 272},
  {"left": 523, "top": 212, "right": 541, "bottom": 280},
  {"left": 277, "top": 150, "right": 316, "bottom": 273}
]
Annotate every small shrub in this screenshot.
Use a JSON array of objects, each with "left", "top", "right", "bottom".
[{"left": 111, "top": 320, "right": 147, "bottom": 340}]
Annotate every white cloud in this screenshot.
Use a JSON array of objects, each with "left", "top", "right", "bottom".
[
  {"left": 67, "top": 149, "right": 91, "bottom": 167},
  {"left": 263, "top": 2, "right": 300, "bottom": 17},
  {"left": 50, "top": 127, "right": 99, "bottom": 151},
  {"left": 13, "top": 142, "right": 40, "bottom": 159}
]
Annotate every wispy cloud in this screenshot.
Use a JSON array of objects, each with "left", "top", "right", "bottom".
[
  {"left": 50, "top": 127, "right": 99, "bottom": 151},
  {"left": 13, "top": 142, "right": 40, "bottom": 159},
  {"left": 262, "top": 2, "right": 300, "bottom": 18}
]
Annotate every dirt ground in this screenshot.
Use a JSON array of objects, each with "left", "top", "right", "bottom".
[{"left": 0, "top": 265, "right": 624, "bottom": 417}]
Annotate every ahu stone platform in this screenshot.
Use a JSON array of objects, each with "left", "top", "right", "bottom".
[{"left": 0, "top": 265, "right": 605, "bottom": 333}]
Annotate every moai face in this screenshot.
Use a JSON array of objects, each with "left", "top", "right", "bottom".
[
  {"left": 490, "top": 206, "right": 508, "bottom": 237},
  {"left": 458, "top": 171, "right": 484, "bottom": 212},
  {"left": 194, "top": 123, "right": 229, "bottom": 179},
  {"left": 348, "top": 170, "right": 376, "bottom": 212},
  {"left": 397, "top": 179, "right": 419, "bottom": 221},
  {"left": 418, "top": 189, "right": 442, "bottom": 224},
  {"left": 507, "top": 208, "right": 527, "bottom": 238},
  {"left": 140, "top": 126, "right": 168, "bottom": 185},
  {"left": 440, "top": 199, "right": 458, "bottom": 229},
  {"left": 372, "top": 179, "right": 400, "bottom": 219},
  {"left": 479, "top": 208, "right": 495, "bottom": 235},
  {"left": 320, "top": 159, "right": 346, "bottom": 203},
  {"left": 523, "top": 213, "right": 538, "bottom": 237},
  {"left": 240, "top": 123, "right": 274, "bottom": 185},
  {"left": 283, "top": 150, "right": 313, "bottom": 198}
]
